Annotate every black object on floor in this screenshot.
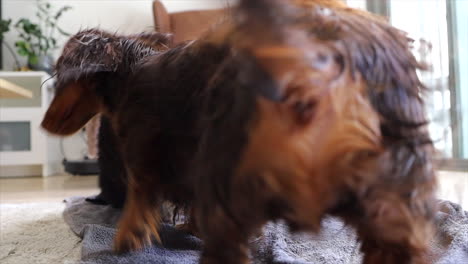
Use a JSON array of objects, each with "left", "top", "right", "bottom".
[{"left": 63, "top": 159, "right": 100, "bottom": 175}]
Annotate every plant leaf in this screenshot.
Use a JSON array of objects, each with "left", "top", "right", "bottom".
[
  {"left": 28, "top": 54, "right": 39, "bottom": 65},
  {"left": 0, "top": 19, "right": 12, "bottom": 40},
  {"left": 13, "top": 1, "right": 71, "bottom": 55},
  {"left": 15, "top": 41, "right": 33, "bottom": 57},
  {"left": 56, "top": 26, "right": 71, "bottom": 37},
  {"left": 54, "top": 6, "right": 72, "bottom": 20}
]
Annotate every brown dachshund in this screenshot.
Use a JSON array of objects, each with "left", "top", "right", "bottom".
[
  {"left": 42, "top": 29, "right": 172, "bottom": 209},
  {"left": 193, "top": 0, "right": 436, "bottom": 263},
  {"left": 42, "top": 0, "right": 437, "bottom": 263}
]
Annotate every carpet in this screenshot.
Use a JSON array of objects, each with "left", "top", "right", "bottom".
[{"left": 0, "top": 202, "right": 81, "bottom": 264}]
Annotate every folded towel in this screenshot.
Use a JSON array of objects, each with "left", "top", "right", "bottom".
[{"left": 63, "top": 197, "right": 468, "bottom": 264}]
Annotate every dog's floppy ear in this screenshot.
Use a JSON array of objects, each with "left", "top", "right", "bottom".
[
  {"left": 41, "top": 29, "right": 124, "bottom": 135},
  {"left": 233, "top": 0, "right": 344, "bottom": 125},
  {"left": 41, "top": 79, "right": 102, "bottom": 135}
]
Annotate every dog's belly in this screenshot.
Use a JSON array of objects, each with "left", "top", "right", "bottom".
[{"left": 150, "top": 131, "right": 199, "bottom": 204}]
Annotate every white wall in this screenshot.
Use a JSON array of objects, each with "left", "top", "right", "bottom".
[
  {"left": 2, "top": 0, "right": 234, "bottom": 70},
  {"left": 345, "top": 0, "right": 366, "bottom": 10}
]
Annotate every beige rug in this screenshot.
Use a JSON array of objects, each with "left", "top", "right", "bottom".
[{"left": 0, "top": 202, "right": 81, "bottom": 264}]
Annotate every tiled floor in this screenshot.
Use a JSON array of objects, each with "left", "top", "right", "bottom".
[{"left": 0, "top": 171, "right": 467, "bottom": 209}]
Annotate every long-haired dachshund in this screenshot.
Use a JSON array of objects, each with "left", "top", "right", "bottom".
[
  {"left": 42, "top": 0, "right": 437, "bottom": 263},
  {"left": 193, "top": 1, "right": 437, "bottom": 263},
  {"left": 42, "top": 29, "right": 171, "bottom": 209}
]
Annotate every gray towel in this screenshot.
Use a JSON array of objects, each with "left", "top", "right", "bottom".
[{"left": 63, "top": 197, "right": 468, "bottom": 264}]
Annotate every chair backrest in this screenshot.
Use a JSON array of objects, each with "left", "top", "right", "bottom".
[{"left": 153, "top": 0, "right": 227, "bottom": 44}]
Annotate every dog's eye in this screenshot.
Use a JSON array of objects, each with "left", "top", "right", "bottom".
[
  {"left": 293, "top": 99, "right": 318, "bottom": 124},
  {"left": 312, "top": 53, "right": 331, "bottom": 69}
]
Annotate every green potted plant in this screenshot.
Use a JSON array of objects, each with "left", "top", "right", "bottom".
[
  {"left": 0, "top": 18, "right": 22, "bottom": 70},
  {"left": 14, "top": 0, "right": 71, "bottom": 73}
]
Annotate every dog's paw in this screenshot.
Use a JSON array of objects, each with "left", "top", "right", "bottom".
[
  {"left": 114, "top": 224, "right": 161, "bottom": 253},
  {"left": 85, "top": 194, "right": 109, "bottom": 205},
  {"left": 175, "top": 222, "right": 200, "bottom": 237},
  {"left": 114, "top": 210, "right": 162, "bottom": 254}
]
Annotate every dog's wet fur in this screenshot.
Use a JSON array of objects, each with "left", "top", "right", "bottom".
[
  {"left": 42, "top": 30, "right": 172, "bottom": 208},
  {"left": 84, "top": 115, "right": 127, "bottom": 208},
  {"left": 42, "top": 1, "right": 437, "bottom": 263}
]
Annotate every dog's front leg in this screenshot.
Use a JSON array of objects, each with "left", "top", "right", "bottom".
[
  {"left": 355, "top": 191, "right": 434, "bottom": 264},
  {"left": 175, "top": 207, "right": 200, "bottom": 237},
  {"left": 197, "top": 202, "right": 251, "bottom": 264},
  {"left": 114, "top": 168, "right": 162, "bottom": 253}
]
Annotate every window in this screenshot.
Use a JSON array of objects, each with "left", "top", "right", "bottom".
[
  {"left": 447, "top": 0, "right": 468, "bottom": 161},
  {"left": 345, "top": 0, "right": 467, "bottom": 170},
  {"left": 390, "top": 0, "right": 452, "bottom": 158}
]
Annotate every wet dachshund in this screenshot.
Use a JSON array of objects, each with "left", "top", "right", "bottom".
[{"left": 42, "top": 1, "right": 436, "bottom": 263}]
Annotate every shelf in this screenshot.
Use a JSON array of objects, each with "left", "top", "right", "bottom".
[{"left": 0, "top": 78, "right": 34, "bottom": 99}]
